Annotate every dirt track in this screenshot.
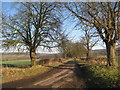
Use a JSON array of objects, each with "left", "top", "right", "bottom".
[{"left": 2, "top": 60, "right": 87, "bottom": 89}]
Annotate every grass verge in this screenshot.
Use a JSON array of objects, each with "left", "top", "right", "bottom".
[
  {"left": 86, "top": 64, "right": 120, "bottom": 88},
  {"left": 76, "top": 59, "right": 120, "bottom": 88}
]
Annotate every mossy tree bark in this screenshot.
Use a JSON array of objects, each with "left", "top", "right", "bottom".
[{"left": 106, "top": 42, "right": 118, "bottom": 67}]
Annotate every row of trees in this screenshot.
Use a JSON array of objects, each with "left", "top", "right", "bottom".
[
  {"left": 80, "top": 26, "right": 99, "bottom": 60},
  {"left": 58, "top": 26, "right": 98, "bottom": 59},
  {"left": 64, "top": 2, "right": 120, "bottom": 66},
  {"left": 2, "top": 2, "right": 120, "bottom": 67}
]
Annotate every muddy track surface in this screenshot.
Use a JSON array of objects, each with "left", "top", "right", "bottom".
[{"left": 2, "top": 60, "right": 87, "bottom": 89}]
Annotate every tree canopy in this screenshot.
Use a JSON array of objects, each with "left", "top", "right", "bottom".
[{"left": 2, "top": 2, "right": 62, "bottom": 65}]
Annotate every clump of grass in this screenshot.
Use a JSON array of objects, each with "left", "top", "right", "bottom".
[{"left": 86, "top": 64, "right": 120, "bottom": 88}]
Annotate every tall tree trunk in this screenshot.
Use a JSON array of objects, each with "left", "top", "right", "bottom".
[
  {"left": 30, "top": 48, "right": 36, "bottom": 66},
  {"left": 106, "top": 42, "right": 118, "bottom": 67}
]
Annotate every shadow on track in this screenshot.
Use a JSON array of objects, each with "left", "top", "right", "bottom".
[
  {"left": 46, "top": 60, "right": 77, "bottom": 70},
  {"left": 46, "top": 60, "right": 87, "bottom": 88}
]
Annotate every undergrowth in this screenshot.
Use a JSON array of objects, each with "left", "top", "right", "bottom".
[{"left": 85, "top": 64, "right": 120, "bottom": 88}]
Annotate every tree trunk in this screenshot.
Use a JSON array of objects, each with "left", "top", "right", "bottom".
[
  {"left": 106, "top": 42, "right": 118, "bottom": 67},
  {"left": 86, "top": 49, "right": 91, "bottom": 60},
  {"left": 30, "top": 48, "right": 36, "bottom": 66}
]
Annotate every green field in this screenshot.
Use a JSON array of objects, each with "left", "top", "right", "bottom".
[
  {"left": 1, "top": 60, "right": 31, "bottom": 65},
  {"left": 1, "top": 59, "right": 41, "bottom": 68}
]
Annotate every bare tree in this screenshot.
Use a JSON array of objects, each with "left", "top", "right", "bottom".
[
  {"left": 57, "top": 29, "right": 72, "bottom": 58},
  {"left": 81, "top": 26, "right": 99, "bottom": 60},
  {"left": 64, "top": 2, "right": 120, "bottom": 66},
  {"left": 2, "top": 2, "right": 61, "bottom": 66}
]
